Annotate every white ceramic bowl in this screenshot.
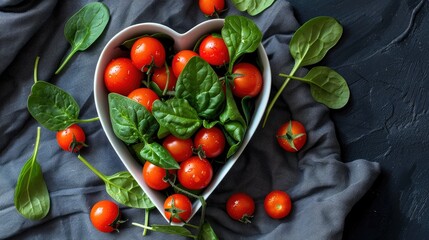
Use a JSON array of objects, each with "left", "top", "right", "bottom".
[{"left": 94, "top": 19, "right": 271, "bottom": 223}]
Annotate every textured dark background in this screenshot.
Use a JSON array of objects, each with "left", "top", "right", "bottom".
[{"left": 287, "top": 0, "right": 429, "bottom": 239}]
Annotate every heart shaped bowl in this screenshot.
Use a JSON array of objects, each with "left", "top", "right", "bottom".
[{"left": 94, "top": 19, "right": 271, "bottom": 223}]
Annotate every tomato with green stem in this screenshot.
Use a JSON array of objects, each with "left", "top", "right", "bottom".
[
  {"left": 231, "top": 62, "right": 263, "bottom": 98},
  {"left": 164, "top": 193, "right": 193, "bottom": 223},
  {"left": 198, "top": 34, "right": 229, "bottom": 67},
  {"left": 56, "top": 124, "right": 86, "bottom": 152},
  {"left": 226, "top": 192, "right": 255, "bottom": 223},
  {"left": 276, "top": 120, "right": 307, "bottom": 152},
  {"left": 199, "top": 0, "right": 225, "bottom": 17},
  {"left": 178, "top": 156, "right": 213, "bottom": 190},
  {"left": 90, "top": 200, "right": 124, "bottom": 233},
  {"left": 142, "top": 161, "right": 173, "bottom": 190},
  {"left": 127, "top": 87, "right": 160, "bottom": 113},
  {"left": 264, "top": 190, "right": 292, "bottom": 219},
  {"left": 171, "top": 50, "right": 199, "bottom": 78},
  {"left": 152, "top": 65, "right": 177, "bottom": 93},
  {"left": 194, "top": 126, "right": 225, "bottom": 158},
  {"left": 104, "top": 58, "right": 142, "bottom": 96},
  {"left": 131, "top": 36, "right": 166, "bottom": 72},
  {"left": 162, "top": 135, "right": 193, "bottom": 163}
]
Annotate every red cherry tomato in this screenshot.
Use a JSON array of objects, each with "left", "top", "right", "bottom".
[
  {"left": 194, "top": 126, "right": 225, "bottom": 158},
  {"left": 56, "top": 124, "right": 86, "bottom": 152},
  {"left": 162, "top": 135, "right": 194, "bottom": 163},
  {"left": 199, "top": 0, "right": 225, "bottom": 16},
  {"left": 152, "top": 65, "right": 177, "bottom": 91},
  {"left": 130, "top": 36, "right": 166, "bottom": 72},
  {"left": 231, "top": 62, "right": 263, "bottom": 98},
  {"left": 104, "top": 57, "right": 142, "bottom": 95},
  {"left": 164, "top": 193, "right": 192, "bottom": 223},
  {"left": 276, "top": 120, "right": 307, "bottom": 152},
  {"left": 198, "top": 34, "right": 229, "bottom": 67},
  {"left": 264, "top": 190, "right": 292, "bottom": 219},
  {"left": 226, "top": 192, "right": 255, "bottom": 223},
  {"left": 127, "top": 88, "right": 160, "bottom": 113},
  {"left": 178, "top": 156, "right": 213, "bottom": 190},
  {"left": 171, "top": 50, "right": 199, "bottom": 78},
  {"left": 90, "top": 200, "right": 122, "bottom": 233},
  {"left": 142, "top": 161, "right": 172, "bottom": 190}
]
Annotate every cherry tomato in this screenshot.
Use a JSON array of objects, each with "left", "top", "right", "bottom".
[
  {"left": 90, "top": 200, "right": 122, "bottom": 233},
  {"left": 264, "top": 190, "right": 292, "bottom": 219},
  {"left": 171, "top": 50, "right": 199, "bottom": 78},
  {"left": 198, "top": 34, "right": 229, "bottom": 67},
  {"left": 127, "top": 87, "right": 160, "bottom": 113},
  {"left": 231, "top": 62, "right": 263, "bottom": 98},
  {"left": 104, "top": 57, "right": 142, "bottom": 95},
  {"left": 152, "top": 65, "right": 177, "bottom": 91},
  {"left": 199, "top": 0, "right": 225, "bottom": 16},
  {"left": 130, "top": 36, "right": 166, "bottom": 72},
  {"left": 162, "top": 135, "right": 193, "bottom": 163},
  {"left": 142, "top": 161, "right": 172, "bottom": 190},
  {"left": 164, "top": 193, "right": 192, "bottom": 223},
  {"left": 56, "top": 124, "right": 86, "bottom": 152},
  {"left": 276, "top": 120, "right": 307, "bottom": 152},
  {"left": 226, "top": 192, "right": 255, "bottom": 223},
  {"left": 178, "top": 156, "right": 213, "bottom": 190},
  {"left": 194, "top": 126, "right": 225, "bottom": 158}
]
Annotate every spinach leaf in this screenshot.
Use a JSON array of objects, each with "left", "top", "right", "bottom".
[
  {"left": 152, "top": 99, "right": 202, "bottom": 139},
  {"left": 175, "top": 56, "right": 224, "bottom": 119},
  {"left": 14, "top": 127, "right": 50, "bottom": 220},
  {"left": 105, "top": 171, "right": 155, "bottom": 209},
  {"left": 139, "top": 141, "right": 180, "bottom": 169},
  {"left": 222, "top": 15, "right": 262, "bottom": 72},
  {"left": 289, "top": 16, "right": 343, "bottom": 68},
  {"left": 28, "top": 81, "right": 80, "bottom": 131},
  {"left": 108, "top": 93, "right": 158, "bottom": 144},
  {"left": 77, "top": 155, "right": 154, "bottom": 209},
  {"left": 231, "top": 0, "right": 276, "bottom": 16},
  {"left": 281, "top": 66, "right": 350, "bottom": 109},
  {"left": 220, "top": 86, "right": 247, "bottom": 157},
  {"left": 56, "top": 2, "right": 110, "bottom": 74},
  {"left": 198, "top": 221, "right": 219, "bottom": 240},
  {"left": 132, "top": 222, "right": 195, "bottom": 238}
]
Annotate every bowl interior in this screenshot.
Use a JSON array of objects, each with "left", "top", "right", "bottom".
[{"left": 94, "top": 19, "right": 271, "bottom": 223}]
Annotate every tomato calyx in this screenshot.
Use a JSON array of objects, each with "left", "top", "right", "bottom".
[
  {"left": 193, "top": 144, "right": 207, "bottom": 159},
  {"left": 68, "top": 134, "right": 88, "bottom": 152},
  {"left": 239, "top": 214, "right": 253, "bottom": 224},
  {"left": 165, "top": 196, "right": 187, "bottom": 223},
  {"left": 109, "top": 213, "right": 128, "bottom": 233},
  {"left": 276, "top": 121, "right": 306, "bottom": 151}
]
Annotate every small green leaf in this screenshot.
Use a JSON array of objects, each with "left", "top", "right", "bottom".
[
  {"left": 27, "top": 81, "right": 80, "bottom": 131},
  {"left": 150, "top": 224, "right": 195, "bottom": 238},
  {"left": 290, "top": 16, "right": 343, "bottom": 68},
  {"left": 140, "top": 142, "right": 180, "bottom": 170},
  {"left": 105, "top": 171, "right": 155, "bottom": 209},
  {"left": 231, "top": 0, "right": 276, "bottom": 16},
  {"left": 152, "top": 99, "right": 202, "bottom": 139},
  {"left": 56, "top": 2, "right": 110, "bottom": 74},
  {"left": 198, "top": 221, "right": 219, "bottom": 240},
  {"left": 108, "top": 93, "right": 158, "bottom": 144},
  {"left": 14, "top": 127, "right": 50, "bottom": 220},
  {"left": 304, "top": 66, "right": 350, "bottom": 109},
  {"left": 176, "top": 56, "right": 225, "bottom": 119},
  {"left": 222, "top": 15, "right": 262, "bottom": 72}
]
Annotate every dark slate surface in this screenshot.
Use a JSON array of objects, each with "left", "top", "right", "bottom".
[{"left": 287, "top": 0, "right": 429, "bottom": 239}]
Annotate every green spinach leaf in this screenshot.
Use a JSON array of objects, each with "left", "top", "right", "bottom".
[
  {"left": 105, "top": 171, "right": 155, "bottom": 209},
  {"left": 28, "top": 81, "right": 80, "bottom": 131},
  {"left": 175, "top": 56, "right": 224, "bottom": 119},
  {"left": 231, "top": 0, "right": 276, "bottom": 16},
  {"left": 222, "top": 15, "right": 262, "bottom": 72},
  {"left": 289, "top": 16, "right": 343, "bottom": 68},
  {"left": 198, "top": 221, "right": 219, "bottom": 240},
  {"left": 152, "top": 99, "right": 202, "bottom": 139},
  {"left": 14, "top": 127, "right": 50, "bottom": 220},
  {"left": 108, "top": 93, "right": 158, "bottom": 144},
  {"left": 56, "top": 2, "right": 110, "bottom": 74},
  {"left": 139, "top": 142, "right": 180, "bottom": 169}
]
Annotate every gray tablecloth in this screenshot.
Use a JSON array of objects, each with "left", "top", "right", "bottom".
[{"left": 0, "top": 1, "right": 380, "bottom": 239}]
